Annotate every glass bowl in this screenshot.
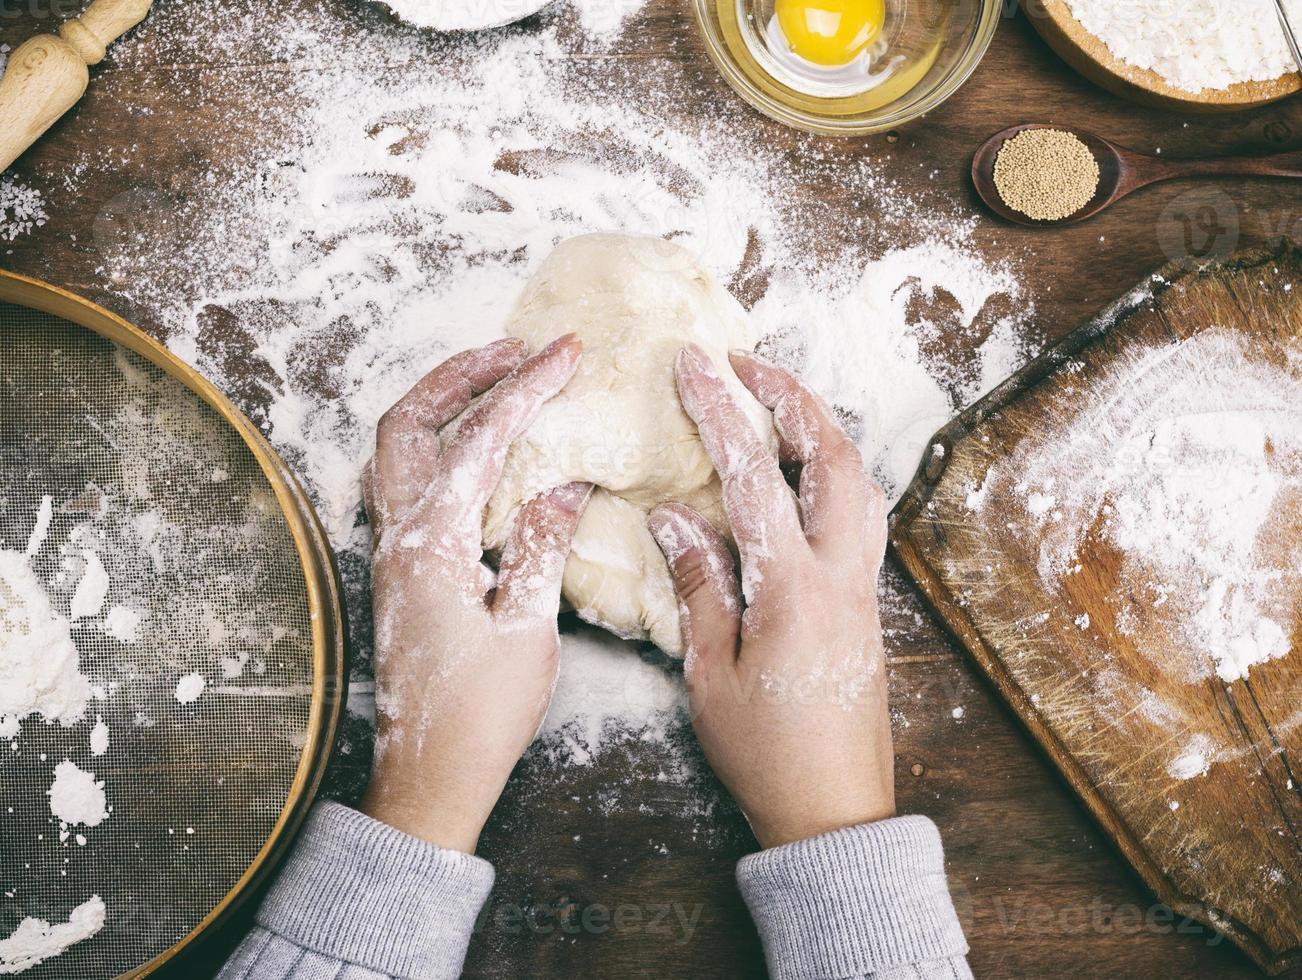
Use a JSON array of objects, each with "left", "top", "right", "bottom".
[{"left": 691, "top": 0, "right": 1002, "bottom": 136}]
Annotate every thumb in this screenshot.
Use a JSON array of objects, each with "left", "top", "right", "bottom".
[
  {"left": 494, "top": 482, "right": 593, "bottom": 624},
  {"left": 647, "top": 503, "right": 741, "bottom": 667}
]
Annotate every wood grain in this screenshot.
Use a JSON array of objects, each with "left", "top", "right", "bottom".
[
  {"left": 1022, "top": 0, "right": 1302, "bottom": 113},
  {"left": 891, "top": 241, "right": 1302, "bottom": 975},
  {"left": 3, "top": 0, "right": 1302, "bottom": 977}
]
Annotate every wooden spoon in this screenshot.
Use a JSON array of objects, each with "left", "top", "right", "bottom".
[{"left": 972, "top": 124, "right": 1302, "bottom": 227}]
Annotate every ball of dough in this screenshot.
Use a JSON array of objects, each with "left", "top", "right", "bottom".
[{"left": 483, "top": 233, "right": 776, "bottom": 655}]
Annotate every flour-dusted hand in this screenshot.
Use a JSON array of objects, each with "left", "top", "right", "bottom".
[
  {"left": 359, "top": 336, "right": 592, "bottom": 853},
  {"left": 649, "top": 345, "right": 894, "bottom": 848}
]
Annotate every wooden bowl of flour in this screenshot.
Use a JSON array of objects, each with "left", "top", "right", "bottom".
[{"left": 1022, "top": 0, "right": 1301, "bottom": 113}]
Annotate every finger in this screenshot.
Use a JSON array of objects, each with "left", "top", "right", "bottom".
[
  {"left": 494, "top": 482, "right": 593, "bottom": 624},
  {"left": 730, "top": 351, "right": 884, "bottom": 560},
  {"left": 722, "top": 351, "right": 807, "bottom": 466},
  {"left": 415, "top": 334, "right": 582, "bottom": 563},
  {"left": 674, "top": 344, "right": 806, "bottom": 601},
  {"left": 370, "top": 339, "right": 528, "bottom": 527},
  {"left": 648, "top": 502, "right": 741, "bottom": 672}
]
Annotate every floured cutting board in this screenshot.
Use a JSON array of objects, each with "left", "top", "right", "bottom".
[{"left": 891, "top": 241, "right": 1302, "bottom": 975}]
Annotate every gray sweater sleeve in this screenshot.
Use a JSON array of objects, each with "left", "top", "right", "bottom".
[
  {"left": 736, "top": 815, "right": 972, "bottom": 980},
  {"left": 220, "top": 804, "right": 966, "bottom": 980},
  {"left": 217, "top": 801, "right": 494, "bottom": 980}
]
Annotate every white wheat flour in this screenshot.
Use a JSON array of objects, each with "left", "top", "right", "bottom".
[
  {"left": 0, "top": 896, "right": 105, "bottom": 976},
  {"left": 47, "top": 759, "right": 109, "bottom": 828},
  {"left": 89, "top": 717, "right": 110, "bottom": 756},
  {"left": 68, "top": 551, "right": 109, "bottom": 621},
  {"left": 980, "top": 327, "right": 1302, "bottom": 684},
  {"left": 102, "top": 605, "right": 140, "bottom": 643},
  {"left": 1063, "top": 0, "right": 1297, "bottom": 93},
  {"left": 174, "top": 672, "right": 206, "bottom": 704},
  {"left": 0, "top": 502, "right": 92, "bottom": 739}
]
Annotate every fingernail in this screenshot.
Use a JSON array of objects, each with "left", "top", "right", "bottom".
[
  {"left": 674, "top": 346, "right": 699, "bottom": 378},
  {"left": 647, "top": 506, "right": 685, "bottom": 559},
  {"left": 541, "top": 333, "right": 581, "bottom": 357},
  {"left": 676, "top": 346, "right": 722, "bottom": 404},
  {"left": 732, "top": 349, "right": 799, "bottom": 407},
  {"left": 680, "top": 343, "right": 718, "bottom": 376},
  {"left": 673, "top": 356, "right": 702, "bottom": 417}
]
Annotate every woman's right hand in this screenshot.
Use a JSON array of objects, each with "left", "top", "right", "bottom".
[{"left": 649, "top": 347, "right": 896, "bottom": 849}]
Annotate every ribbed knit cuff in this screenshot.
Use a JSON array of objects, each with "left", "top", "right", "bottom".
[
  {"left": 737, "top": 816, "right": 968, "bottom": 980},
  {"left": 255, "top": 801, "right": 495, "bottom": 979}
]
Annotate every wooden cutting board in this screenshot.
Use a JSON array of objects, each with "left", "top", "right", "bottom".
[{"left": 890, "top": 241, "right": 1302, "bottom": 975}]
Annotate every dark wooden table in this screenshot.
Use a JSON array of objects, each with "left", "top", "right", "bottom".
[{"left": 4, "top": 1, "right": 1301, "bottom": 977}]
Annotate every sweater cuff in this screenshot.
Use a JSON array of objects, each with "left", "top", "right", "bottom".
[
  {"left": 255, "top": 801, "right": 495, "bottom": 978},
  {"left": 736, "top": 816, "right": 967, "bottom": 980}
]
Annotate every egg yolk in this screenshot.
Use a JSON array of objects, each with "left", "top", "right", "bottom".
[{"left": 773, "top": 0, "right": 885, "bottom": 67}]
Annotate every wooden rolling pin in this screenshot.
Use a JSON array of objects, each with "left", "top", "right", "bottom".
[{"left": 0, "top": 0, "right": 153, "bottom": 173}]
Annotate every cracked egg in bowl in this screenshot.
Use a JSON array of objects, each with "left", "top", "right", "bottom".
[{"left": 692, "top": 0, "right": 1001, "bottom": 135}]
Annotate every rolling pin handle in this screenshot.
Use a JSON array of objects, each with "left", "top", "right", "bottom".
[
  {"left": 62, "top": 0, "right": 155, "bottom": 66},
  {"left": 57, "top": 20, "right": 108, "bottom": 65}
]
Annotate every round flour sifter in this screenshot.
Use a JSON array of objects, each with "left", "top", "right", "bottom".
[{"left": 0, "top": 271, "right": 346, "bottom": 977}]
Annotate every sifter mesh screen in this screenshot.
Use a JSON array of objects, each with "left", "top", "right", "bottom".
[{"left": 1, "top": 304, "right": 317, "bottom": 978}]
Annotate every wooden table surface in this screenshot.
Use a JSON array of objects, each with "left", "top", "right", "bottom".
[{"left": 4, "top": 1, "right": 1302, "bottom": 977}]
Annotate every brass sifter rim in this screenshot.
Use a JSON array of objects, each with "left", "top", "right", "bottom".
[{"left": 0, "top": 269, "right": 349, "bottom": 978}]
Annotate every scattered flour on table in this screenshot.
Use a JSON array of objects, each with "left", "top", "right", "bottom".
[
  {"left": 567, "top": 0, "right": 647, "bottom": 40},
  {"left": 975, "top": 327, "right": 1302, "bottom": 684},
  {"left": 0, "top": 896, "right": 105, "bottom": 976},
  {"left": 539, "top": 628, "right": 688, "bottom": 765},
  {"left": 1062, "top": 0, "right": 1296, "bottom": 93},
  {"left": 755, "top": 242, "right": 1025, "bottom": 496},
  {"left": 174, "top": 672, "right": 206, "bottom": 705},
  {"left": 0, "top": 503, "right": 92, "bottom": 738},
  {"left": 47, "top": 760, "right": 108, "bottom": 828},
  {"left": 85, "top": 4, "right": 1036, "bottom": 762}
]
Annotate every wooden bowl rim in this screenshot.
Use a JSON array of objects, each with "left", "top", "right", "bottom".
[{"left": 1024, "top": 0, "right": 1301, "bottom": 111}]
